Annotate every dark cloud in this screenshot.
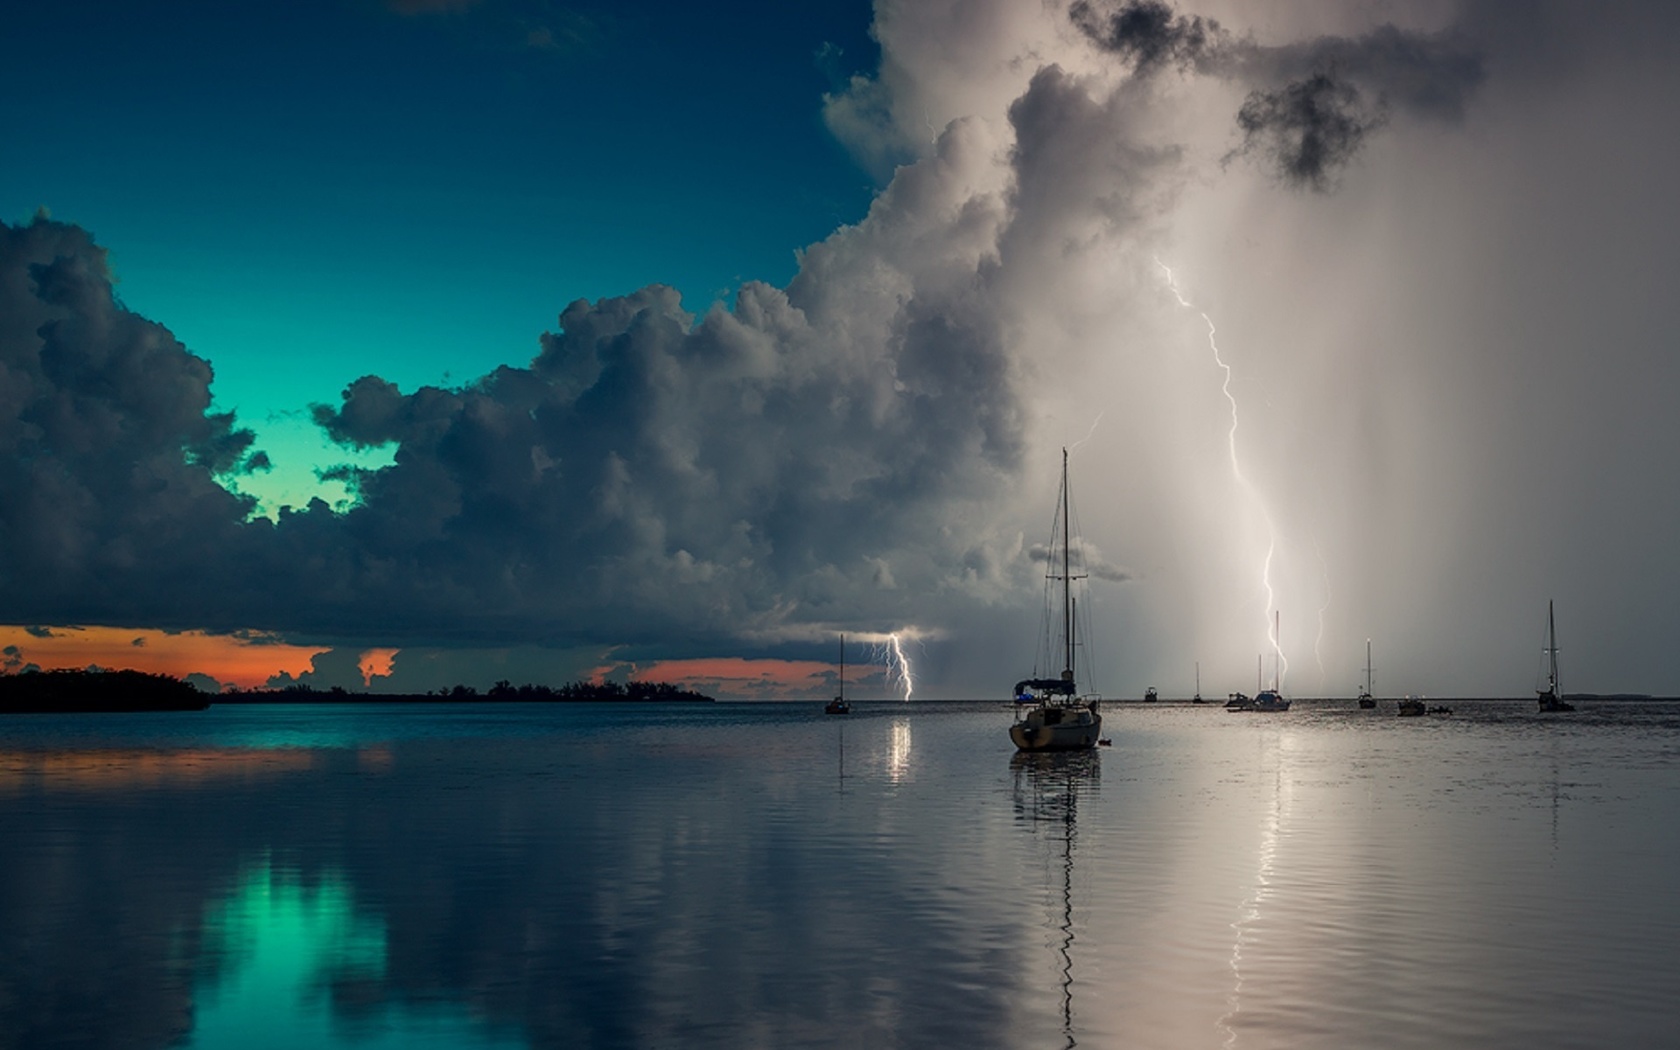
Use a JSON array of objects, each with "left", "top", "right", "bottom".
[
  {"left": 1069, "top": 0, "right": 1226, "bottom": 73},
  {"left": 1, "top": 190, "right": 1032, "bottom": 655},
  {"left": 24, "top": 625, "right": 58, "bottom": 638},
  {"left": 1227, "top": 71, "right": 1386, "bottom": 192},
  {"left": 1069, "top": 1, "right": 1486, "bottom": 189},
  {"left": 264, "top": 648, "right": 369, "bottom": 692},
  {"left": 1027, "top": 543, "right": 1133, "bottom": 584},
  {"left": 0, "top": 216, "right": 265, "bottom": 629},
  {"left": 1258, "top": 23, "right": 1486, "bottom": 124}
]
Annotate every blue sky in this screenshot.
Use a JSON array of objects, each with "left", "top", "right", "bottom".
[{"left": 3, "top": 0, "right": 878, "bottom": 510}]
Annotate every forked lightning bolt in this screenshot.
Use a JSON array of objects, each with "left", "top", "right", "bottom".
[
  {"left": 862, "top": 631, "right": 918, "bottom": 702},
  {"left": 1156, "top": 259, "right": 1287, "bottom": 684},
  {"left": 888, "top": 633, "right": 914, "bottom": 702}
]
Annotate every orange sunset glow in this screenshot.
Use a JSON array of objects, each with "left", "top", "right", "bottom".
[
  {"left": 621, "top": 657, "right": 838, "bottom": 698},
  {"left": 0, "top": 626, "right": 328, "bottom": 690}
]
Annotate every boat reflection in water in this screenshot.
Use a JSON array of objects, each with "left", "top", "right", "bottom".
[{"left": 1011, "top": 750, "right": 1102, "bottom": 1049}]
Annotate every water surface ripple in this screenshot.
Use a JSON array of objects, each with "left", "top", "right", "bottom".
[{"left": 2, "top": 699, "right": 1676, "bottom": 1048}]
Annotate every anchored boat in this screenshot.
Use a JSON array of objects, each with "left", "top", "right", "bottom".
[
  {"left": 1536, "top": 600, "right": 1574, "bottom": 712},
  {"left": 825, "top": 633, "right": 851, "bottom": 715},
  {"left": 1358, "top": 639, "right": 1376, "bottom": 709},
  {"left": 1010, "top": 449, "right": 1103, "bottom": 752}
]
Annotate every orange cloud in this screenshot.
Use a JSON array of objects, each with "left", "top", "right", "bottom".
[
  {"left": 624, "top": 657, "right": 836, "bottom": 699},
  {"left": 358, "top": 648, "right": 399, "bottom": 686},
  {"left": 0, "top": 626, "right": 327, "bottom": 690}
]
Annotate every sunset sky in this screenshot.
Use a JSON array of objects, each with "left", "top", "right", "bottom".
[{"left": 4, "top": 0, "right": 1678, "bottom": 698}]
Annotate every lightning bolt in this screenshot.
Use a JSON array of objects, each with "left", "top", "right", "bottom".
[
  {"left": 861, "top": 630, "right": 918, "bottom": 702},
  {"left": 888, "top": 632, "right": 915, "bottom": 702},
  {"left": 1069, "top": 411, "right": 1104, "bottom": 454},
  {"left": 1156, "top": 259, "right": 1287, "bottom": 684}
]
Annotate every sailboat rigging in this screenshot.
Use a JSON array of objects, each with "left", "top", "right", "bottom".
[
  {"left": 825, "top": 633, "right": 851, "bottom": 715},
  {"left": 1235, "top": 612, "right": 1290, "bottom": 713},
  {"left": 1358, "top": 640, "right": 1376, "bottom": 708},
  {"left": 1011, "top": 449, "right": 1103, "bottom": 751},
  {"left": 1537, "top": 600, "right": 1574, "bottom": 712}
]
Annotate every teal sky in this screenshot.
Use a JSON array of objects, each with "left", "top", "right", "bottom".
[{"left": 4, "top": 0, "right": 878, "bottom": 511}]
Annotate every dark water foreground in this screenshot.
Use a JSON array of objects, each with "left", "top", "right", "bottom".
[{"left": 2, "top": 700, "right": 1676, "bottom": 1049}]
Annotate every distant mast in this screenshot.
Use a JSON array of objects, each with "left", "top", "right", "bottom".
[
  {"left": 1061, "top": 447, "right": 1074, "bottom": 687},
  {"left": 1546, "top": 600, "right": 1559, "bottom": 697}
]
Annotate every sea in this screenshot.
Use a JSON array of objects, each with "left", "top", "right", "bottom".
[{"left": 2, "top": 699, "right": 1677, "bottom": 1050}]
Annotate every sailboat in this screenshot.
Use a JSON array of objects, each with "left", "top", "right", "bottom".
[
  {"left": 1536, "top": 600, "right": 1574, "bottom": 712},
  {"left": 825, "top": 633, "right": 851, "bottom": 715},
  {"left": 1192, "top": 662, "right": 1205, "bottom": 703},
  {"left": 1010, "top": 449, "right": 1103, "bottom": 752},
  {"left": 1249, "top": 613, "right": 1291, "bottom": 712},
  {"left": 1358, "top": 640, "right": 1376, "bottom": 708}
]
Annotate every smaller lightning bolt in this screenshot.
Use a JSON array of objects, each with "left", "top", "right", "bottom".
[
  {"left": 888, "top": 633, "right": 915, "bottom": 702},
  {"left": 1069, "top": 411, "right": 1105, "bottom": 454}
]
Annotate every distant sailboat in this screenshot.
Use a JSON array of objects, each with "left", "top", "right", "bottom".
[
  {"left": 1010, "top": 449, "right": 1103, "bottom": 751},
  {"left": 1536, "top": 600, "right": 1575, "bottom": 713},
  {"left": 1192, "top": 663, "right": 1205, "bottom": 704},
  {"left": 825, "top": 634, "right": 851, "bottom": 715},
  {"left": 1249, "top": 613, "right": 1290, "bottom": 713},
  {"left": 1358, "top": 640, "right": 1376, "bottom": 709}
]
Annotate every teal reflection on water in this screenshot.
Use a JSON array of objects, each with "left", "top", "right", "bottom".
[{"left": 186, "top": 861, "right": 524, "bottom": 1050}]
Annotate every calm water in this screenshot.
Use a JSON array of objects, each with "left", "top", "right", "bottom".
[{"left": 3, "top": 700, "right": 1678, "bottom": 1049}]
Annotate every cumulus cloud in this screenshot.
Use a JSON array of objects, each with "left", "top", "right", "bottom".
[
  {"left": 0, "top": 110, "right": 1041, "bottom": 653},
  {"left": 0, "top": 217, "right": 265, "bottom": 629}
]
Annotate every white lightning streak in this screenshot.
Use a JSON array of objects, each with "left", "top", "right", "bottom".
[
  {"left": 1156, "top": 259, "right": 1287, "bottom": 683},
  {"left": 1069, "top": 411, "right": 1105, "bottom": 454},
  {"left": 888, "top": 633, "right": 915, "bottom": 702}
]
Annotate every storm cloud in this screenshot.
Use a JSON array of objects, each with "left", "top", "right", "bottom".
[
  {"left": 1071, "top": 1, "right": 1485, "bottom": 189},
  {"left": 0, "top": 119, "right": 1042, "bottom": 652},
  {"left": 6, "top": 1, "right": 1679, "bottom": 695}
]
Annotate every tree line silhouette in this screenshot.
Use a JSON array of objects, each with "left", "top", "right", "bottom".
[{"left": 1, "top": 668, "right": 714, "bottom": 710}]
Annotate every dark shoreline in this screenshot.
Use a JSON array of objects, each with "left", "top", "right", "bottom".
[{"left": 1, "top": 670, "right": 714, "bottom": 713}]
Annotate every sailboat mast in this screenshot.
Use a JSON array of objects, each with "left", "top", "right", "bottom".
[
  {"left": 1365, "top": 639, "right": 1373, "bottom": 695},
  {"left": 1548, "top": 599, "right": 1559, "bottom": 694},
  {"left": 840, "top": 632, "right": 845, "bottom": 698},
  {"left": 1061, "top": 447, "right": 1073, "bottom": 680}
]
